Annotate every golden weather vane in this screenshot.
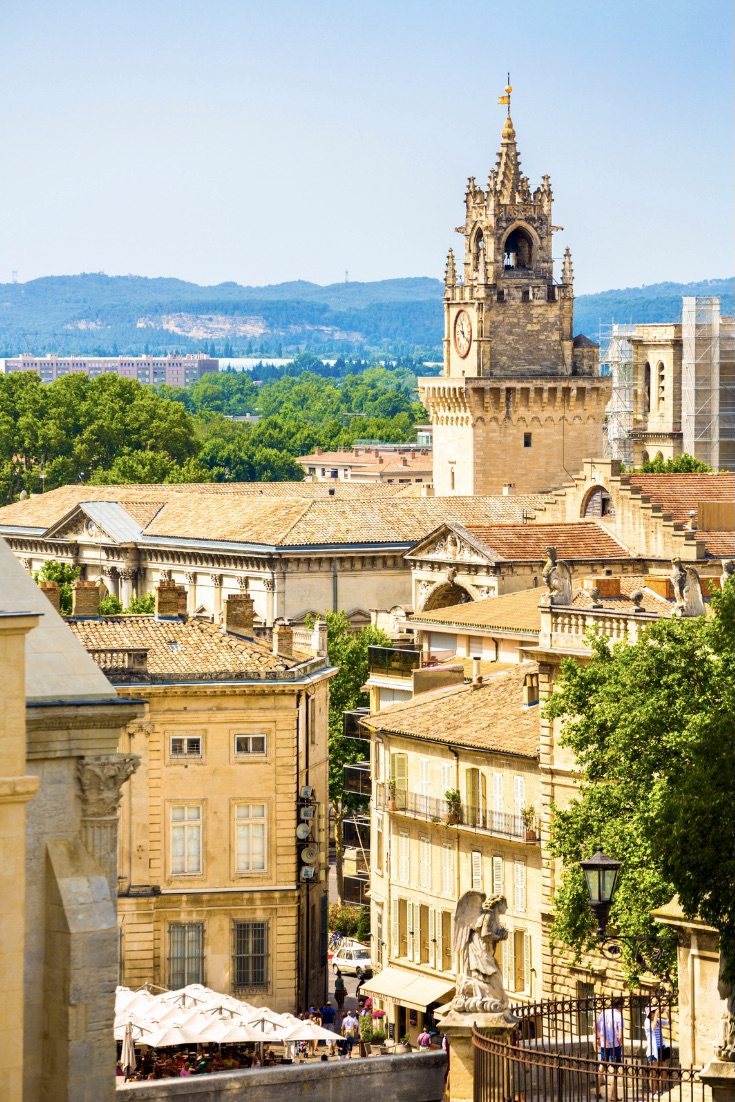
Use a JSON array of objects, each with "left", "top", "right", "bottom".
[{"left": 498, "top": 73, "right": 512, "bottom": 114}]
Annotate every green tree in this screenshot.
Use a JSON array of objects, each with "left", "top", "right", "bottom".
[
  {"left": 319, "top": 611, "right": 390, "bottom": 902},
  {"left": 33, "top": 559, "right": 80, "bottom": 614},
  {"left": 99, "top": 593, "right": 123, "bottom": 614},
  {"left": 624, "top": 453, "right": 713, "bottom": 474},
  {"left": 545, "top": 578, "right": 735, "bottom": 984},
  {"left": 127, "top": 591, "right": 155, "bottom": 614}
]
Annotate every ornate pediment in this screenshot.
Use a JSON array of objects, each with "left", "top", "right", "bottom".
[
  {"left": 422, "top": 531, "right": 488, "bottom": 565},
  {"left": 47, "top": 506, "right": 115, "bottom": 543}
]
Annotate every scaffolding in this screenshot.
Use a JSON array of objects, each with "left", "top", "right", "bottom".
[
  {"left": 681, "top": 296, "right": 735, "bottom": 470},
  {"left": 599, "top": 322, "right": 636, "bottom": 464}
]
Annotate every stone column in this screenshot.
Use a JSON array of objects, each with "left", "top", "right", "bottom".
[
  {"left": 211, "top": 573, "right": 223, "bottom": 622},
  {"left": 103, "top": 566, "right": 120, "bottom": 600},
  {"left": 119, "top": 568, "right": 137, "bottom": 608},
  {"left": 185, "top": 571, "right": 197, "bottom": 614},
  {"left": 441, "top": 1011, "right": 517, "bottom": 1102},
  {"left": 264, "top": 576, "right": 276, "bottom": 625},
  {"left": 76, "top": 754, "right": 140, "bottom": 900}
]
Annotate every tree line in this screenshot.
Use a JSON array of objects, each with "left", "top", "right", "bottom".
[{"left": 0, "top": 361, "right": 429, "bottom": 504}]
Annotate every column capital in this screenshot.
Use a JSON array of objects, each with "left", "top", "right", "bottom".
[{"left": 76, "top": 753, "right": 139, "bottom": 819}]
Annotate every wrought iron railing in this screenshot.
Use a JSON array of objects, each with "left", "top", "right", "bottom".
[
  {"left": 374, "top": 783, "right": 539, "bottom": 842},
  {"left": 474, "top": 993, "right": 701, "bottom": 1102},
  {"left": 367, "top": 645, "right": 421, "bottom": 679}
]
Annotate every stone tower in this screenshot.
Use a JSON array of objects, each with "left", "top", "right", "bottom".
[{"left": 419, "top": 107, "right": 611, "bottom": 496}]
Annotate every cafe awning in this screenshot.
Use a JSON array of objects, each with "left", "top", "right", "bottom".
[{"left": 361, "top": 966, "right": 455, "bottom": 1014}]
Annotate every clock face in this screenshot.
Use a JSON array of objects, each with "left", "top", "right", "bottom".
[{"left": 454, "top": 309, "right": 472, "bottom": 358}]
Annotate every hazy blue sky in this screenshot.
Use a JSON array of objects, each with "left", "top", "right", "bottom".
[{"left": 1, "top": 0, "right": 732, "bottom": 294}]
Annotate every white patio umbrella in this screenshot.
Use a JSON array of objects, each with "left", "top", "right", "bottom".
[
  {"left": 115, "top": 991, "right": 159, "bottom": 1018},
  {"left": 201, "top": 995, "right": 253, "bottom": 1017},
  {"left": 121, "top": 1021, "right": 137, "bottom": 1077},
  {"left": 245, "top": 1009, "right": 289, "bottom": 1034},
  {"left": 143, "top": 1024, "right": 200, "bottom": 1048},
  {"left": 113, "top": 1016, "right": 156, "bottom": 1042},
  {"left": 278, "top": 1019, "right": 339, "bottom": 1043},
  {"left": 206, "top": 1020, "right": 270, "bottom": 1045}
]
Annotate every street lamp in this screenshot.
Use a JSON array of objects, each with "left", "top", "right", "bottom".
[{"left": 579, "top": 847, "right": 677, "bottom": 985}]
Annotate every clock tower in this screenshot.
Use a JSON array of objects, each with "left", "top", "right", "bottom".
[{"left": 419, "top": 91, "right": 611, "bottom": 496}]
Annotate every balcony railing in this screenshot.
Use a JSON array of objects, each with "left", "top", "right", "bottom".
[
  {"left": 374, "top": 783, "right": 539, "bottom": 842},
  {"left": 343, "top": 872, "right": 370, "bottom": 907},
  {"left": 343, "top": 761, "right": 372, "bottom": 797},
  {"left": 367, "top": 645, "right": 421, "bottom": 679},
  {"left": 342, "top": 815, "right": 371, "bottom": 851},
  {"left": 343, "top": 709, "right": 370, "bottom": 743}
]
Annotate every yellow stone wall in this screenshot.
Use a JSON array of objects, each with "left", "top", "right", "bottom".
[{"left": 116, "top": 676, "right": 332, "bottom": 1012}]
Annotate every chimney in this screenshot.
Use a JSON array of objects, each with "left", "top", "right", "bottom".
[
  {"left": 315, "top": 446, "right": 322, "bottom": 455},
  {"left": 71, "top": 580, "right": 99, "bottom": 619},
  {"left": 155, "top": 581, "right": 180, "bottom": 620},
  {"left": 311, "top": 618, "right": 328, "bottom": 658},
  {"left": 224, "top": 592, "right": 254, "bottom": 636},
  {"left": 39, "top": 580, "right": 61, "bottom": 613},
  {"left": 176, "top": 585, "right": 187, "bottom": 616},
  {"left": 472, "top": 657, "right": 482, "bottom": 684},
  {"left": 583, "top": 576, "right": 621, "bottom": 598},
  {"left": 402, "top": 456, "right": 408, "bottom": 466},
  {"left": 272, "top": 620, "right": 293, "bottom": 658},
  {"left": 411, "top": 451, "right": 416, "bottom": 459}
]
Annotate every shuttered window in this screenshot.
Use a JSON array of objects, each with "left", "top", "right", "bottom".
[
  {"left": 514, "top": 775, "right": 525, "bottom": 835},
  {"left": 492, "top": 772, "right": 504, "bottom": 830},
  {"left": 466, "top": 768, "right": 480, "bottom": 827},
  {"left": 429, "top": 908, "right": 435, "bottom": 968},
  {"left": 514, "top": 859, "right": 526, "bottom": 913},
  {"left": 391, "top": 898, "right": 400, "bottom": 956},
  {"left": 375, "top": 813, "right": 383, "bottom": 874},
  {"left": 391, "top": 753, "right": 408, "bottom": 793},
  {"left": 440, "top": 762, "right": 453, "bottom": 793},
  {"left": 493, "top": 855, "right": 503, "bottom": 896},
  {"left": 419, "top": 836, "right": 431, "bottom": 889},
  {"left": 441, "top": 842, "right": 453, "bottom": 895},
  {"left": 419, "top": 758, "right": 430, "bottom": 814},
  {"left": 398, "top": 831, "right": 410, "bottom": 884},
  {"left": 471, "top": 849, "right": 483, "bottom": 891}
]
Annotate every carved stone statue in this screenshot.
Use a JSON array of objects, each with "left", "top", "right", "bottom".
[
  {"left": 540, "top": 546, "right": 573, "bottom": 606},
  {"left": 714, "top": 1004, "right": 735, "bottom": 1062},
  {"left": 451, "top": 892, "right": 510, "bottom": 1014},
  {"left": 670, "top": 558, "right": 705, "bottom": 618},
  {"left": 721, "top": 560, "right": 735, "bottom": 590}
]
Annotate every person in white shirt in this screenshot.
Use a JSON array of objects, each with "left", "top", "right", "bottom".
[
  {"left": 596, "top": 999, "right": 624, "bottom": 1101},
  {"left": 341, "top": 1012, "right": 359, "bottom": 1057},
  {"left": 644, "top": 1005, "right": 670, "bottom": 1097}
]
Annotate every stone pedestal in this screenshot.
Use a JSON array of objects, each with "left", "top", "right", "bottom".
[
  {"left": 699, "top": 1058, "right": 735, "bottom": 1102},
  {"left": 441, "top": 1009, "right": 518, "bottom": 1102}
]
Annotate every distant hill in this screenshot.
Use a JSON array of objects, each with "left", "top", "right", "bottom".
[{"left": 0, "top": 273, "right": 731, "bottom": 357}]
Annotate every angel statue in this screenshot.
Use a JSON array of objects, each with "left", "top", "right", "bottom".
[
  {"left": 540, "top": 546, "right": 573, "bottom": 606},
  {"left": 670, "top": 558, "right": 705, "bottom": 618},
  {"left": 451, "top": 892, "right": 510, "bottom": 1014}
]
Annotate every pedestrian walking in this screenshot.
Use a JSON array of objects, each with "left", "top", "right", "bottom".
[{"left": 334, "top": 969, "right": 346, "bottom": 1011}]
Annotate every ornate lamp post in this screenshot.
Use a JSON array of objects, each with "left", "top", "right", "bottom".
[{"left": 580, "top": 847, "right": 677, "bottom": 984}]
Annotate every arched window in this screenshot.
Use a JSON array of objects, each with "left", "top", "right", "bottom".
[
  {"left": 474, "top": 228, "right": 484, "bottom": 271},
  {"left": 582, "top": 485, "right": 614, "bottom": 518},
  {"left": 503, "top": 226, "right": 534, "bottom": 270},
  {"left": 657, "top": 361, "right": 665, "bottom": 411},
  {"left": 644, "top": 362, "right": 652, "bottom": 413}
]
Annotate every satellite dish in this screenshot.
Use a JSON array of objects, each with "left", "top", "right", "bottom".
[
  {"left": 301, "top": 846, "right": 318, "bottom": 865},
  {"left": 296, "top": 823, "right": 311, "bottom": 841}
]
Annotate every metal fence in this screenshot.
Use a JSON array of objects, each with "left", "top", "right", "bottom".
[
  {"left": 374, "top": 783, "right": 538, "bottom": 842},
  {"left": 473, "top": 993, "right": 704, "bottom": 1102}
]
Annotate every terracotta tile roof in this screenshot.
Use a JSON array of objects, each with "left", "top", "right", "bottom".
[
  {"left": 410, "top": 587, "right": 544, "bottom": 633},
  {"left": 622, "top": 473, "right": 735, "bottom": 524},
  {"left": 297, "top": 450, "right": 432, "bottom": 472},
  {"left": 462, "top": 521, "right": 631, "bottom": 561},
  {"left": 363, "top": 662, "right": 540, "bottom": 757},
  {"left": 0, "top": 484, "right": 550, "bottom": 540},
  {"left": 116, "top": 501, "right": 166, "bottom": 527},
  {"left": 696, "top": 531, "right": 735, "bottom": 558},
  {"left": 65, "top": 615, "right": 303, "bottom": 681}
]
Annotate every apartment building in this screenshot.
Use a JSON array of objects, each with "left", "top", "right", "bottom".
[
  {"left": 0, "top": 352, "right": 218, "bottom": 387},
  {"left": 360, "top": 663, "right": 543, "bottom": 1044},
  {"left": 55, "top": 579, "right": 336, "bottom": 1013},
  {"left": 297, "top": 444, "right": 433, "bottom": 484}
]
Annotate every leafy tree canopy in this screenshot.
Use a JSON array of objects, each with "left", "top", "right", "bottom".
[
  {"left": 546, "top": 579, "right": 735, "bottom": 984},
  {"left": 622, "top": 453, "right": 713, "bottom": 474},
  {"left": 33, "top": 559, "right": 80, "bottom": 614}
]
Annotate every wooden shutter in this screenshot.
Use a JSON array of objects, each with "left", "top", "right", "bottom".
[
  {"left": 493, "top": 772, "right": 503, "bottom": 829},
  {"left": 391, "top": 897, "right": 399, "bottom": 957},
  {"left": 399, "top": 832, "right": 409, "bottom": 883},
  {"left": 507, "top": 927, "right": 515, "bottom": 991},
  {"left": 429, "top": 908, "right": 435, "bottom": 968},
  {"left": 501, "top": 934, "right": 509, "bottom": 989},
  {"left": 420, "top": 836, "right": 431, "bottom": 890},
  {"left": 471, "top": 849, "right": 482, "bottom": 891},
  {"left": 419, "top": 757, "right": 430, "bottom": 795},
  {"left": 514, "top": 859, "right": 526, "bottom": 913},
  {"left": 524, "top": 932, "right": 532, "bottom": 995},
  {"left": 441, "top": 761, "right": 452, "bottom": 793},
  {"left": 391, "top": 753, "right": 408, "bottom": 793},
  {"left": 480, "top": 772, "right": 487, "bottom": 827},
  {"left": 514, "top": 775, "right": 525, "bottom": 834},
  {"left": 441, "top": 843, "right": 453, "bottom": 895},
  {"left": 450, "top": 912, "right": 455, "bottom": 974},
  {"left": 466, "top": 768, "right": 479, "bottom": 825},
  {"left": 493, "top": 855, "right": 503, "bottom": 896},
  {"left": 410, "top": 902, "right": 418, "bottom": 961}
]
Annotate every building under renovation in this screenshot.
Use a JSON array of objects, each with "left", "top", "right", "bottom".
[{"left": 601, "top": 296, "right": 735, "bottom": 471}]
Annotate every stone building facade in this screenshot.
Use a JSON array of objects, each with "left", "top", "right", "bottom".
[
  {"left": 0, "top": 537, "right": 143, "bottom": 1102},
  {"left": 418, "top": 110, "right": 611, "bottom": 496}
]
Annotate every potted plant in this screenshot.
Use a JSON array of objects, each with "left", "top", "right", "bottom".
[
  {"left": 370, "top": 1029, "right": 386, "bottom": 1054},
  {"left": 521, "top": 806, "right": 537, "bottom": 842},
  {"left": 387, "top": 779, "right": 397, "bottom": 811},
  {"left": 397, "top": 1033, "right": 412, "bottom": 1053},
  {"left": 444, "top": 788, "right": 461, "bottom": 825}
]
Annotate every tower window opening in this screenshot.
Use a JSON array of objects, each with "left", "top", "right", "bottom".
[
  {"left": 503, "top": 226, "right": 533, "bottom": 270},
  {"left": 523, "top": 433, "right": 532, "bottom": 448},
  {"left": 474, "top": 229, "right": 485, "bottom": 271},
  {"left": 644, "top": 362, "right": 652, "bottom": 413},
  {"left": 657, "top": 361, "right": 665, "bottom": 411}
]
